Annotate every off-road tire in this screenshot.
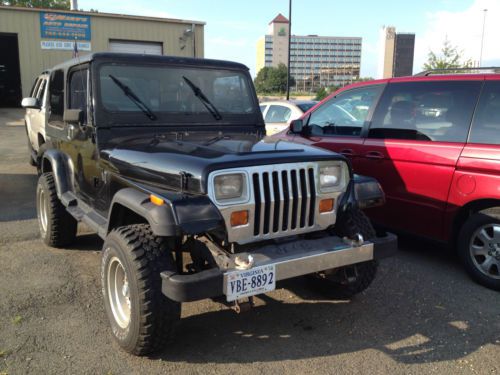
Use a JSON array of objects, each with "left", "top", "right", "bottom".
[
  {"left": 458, "top": 211, "right": 500, "bottom": 291},
  {"left": 36, "top": 173, "right": 77, "bottom": 247},
  {"left": 102, "top": 224, "right": 181, "bottom": 356},
  {"left": 310, "top": 208, "right": 378, "bottom": 298}
]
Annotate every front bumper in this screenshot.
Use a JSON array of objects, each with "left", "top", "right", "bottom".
[{"left": 161, "top": 233, "right": 397, "bottom": 302}]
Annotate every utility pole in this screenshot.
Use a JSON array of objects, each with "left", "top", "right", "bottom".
[
  {"left": 286, "top": 0, "right": 292, "bottom": 100},
  {"left": 479, "top": 8, "right": 487, "bottom": 66}
]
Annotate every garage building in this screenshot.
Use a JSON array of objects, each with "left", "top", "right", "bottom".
[{"left": 0, "top": 5, "right": 205, "bottom": 105}]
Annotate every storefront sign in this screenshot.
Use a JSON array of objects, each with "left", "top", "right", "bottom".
[
  {"left": 41, "top": 40, "right": 91, "bottom": 51},
  {"left": 40, "top": 11, "right": 91, "bottom": 41}
]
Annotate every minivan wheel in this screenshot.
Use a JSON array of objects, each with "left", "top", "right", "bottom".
[
  {"left": 36, "top": 173, "right": 77, "bottom": 247},
  {"left": 458, "top": 212, "right": 500, "bottom": 291},
  {"left": 102, "top": 224, "right": 180, "bottom": 356}
]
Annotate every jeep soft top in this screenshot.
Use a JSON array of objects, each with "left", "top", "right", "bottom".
[{"left": 33, "top": 52, "right": 397, "bottom": 356}]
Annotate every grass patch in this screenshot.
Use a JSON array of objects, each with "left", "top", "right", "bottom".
[{"left": 11, "top": 316, "right": 22, "bottom": 325}]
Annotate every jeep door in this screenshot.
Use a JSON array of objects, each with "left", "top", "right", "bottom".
[
  {"left": 295, "top": 84, "right": 384, "bottom": 171},
  {"left": 47, "top": 66, "right": 104, "bottom": 211},
  {"left": 359, "top": 80, "right": 482, "bottom": 240}
]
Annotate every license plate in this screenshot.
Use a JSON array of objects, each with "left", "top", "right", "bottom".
[{"left": 225, "top": 264, "right": 276, "bottom": 302}]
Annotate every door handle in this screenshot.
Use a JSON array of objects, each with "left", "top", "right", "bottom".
[
  {"left": 340, "top": 148, "right": 356, "bottom": 157},
  {"left": 365, "top": 151, "right": 384, "bottom": 160}
]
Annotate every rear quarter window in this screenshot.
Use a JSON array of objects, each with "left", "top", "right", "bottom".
[
  {"left": 469, "top": 82, "right": 500, "bottom": 145},
  {"left": 369, "top": 81, "right": 482, "bottom": 142}
]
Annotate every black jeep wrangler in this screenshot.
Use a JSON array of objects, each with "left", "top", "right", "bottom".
[{"left": 34, "top": 52, "right": 397, "bottom": 356}]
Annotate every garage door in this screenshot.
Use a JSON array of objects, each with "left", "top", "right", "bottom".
[{"left": 109, "top": 40, "right": 162, "bottom": 55}]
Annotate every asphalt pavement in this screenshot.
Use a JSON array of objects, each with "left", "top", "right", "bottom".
[{"left": 0, "top": 108, "right": 498, "bottom": 375}]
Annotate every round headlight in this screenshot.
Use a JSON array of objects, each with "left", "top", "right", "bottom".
[
  {"left": 319, "top": 165, "right": 342, "bottom": 190},
  {"left": 214, "top": 173, "right": 244, "bottom": 200}
]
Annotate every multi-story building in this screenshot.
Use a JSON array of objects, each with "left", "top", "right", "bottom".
[
  {"left": 378, "top": 26, "right": 415, "bottom": 78},
  {"left": 256, "top": 14, "right": 362, "bottom": 91}
]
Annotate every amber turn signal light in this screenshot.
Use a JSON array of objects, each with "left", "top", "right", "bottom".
[
  {"left": 231, "top": 210, "right": 249, "bottom": 227},
  {"left": 319, "top": 198, "right": 334, "bottom": 213},
  {"left": 150, "top": 194, "right": 165, "bottom": 206}
]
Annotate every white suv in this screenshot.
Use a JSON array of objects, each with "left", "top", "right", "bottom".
[{"left": 21, "top": 71, "right": 50, "bottom": 166}]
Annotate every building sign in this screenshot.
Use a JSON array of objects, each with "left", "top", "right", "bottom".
[
  {"left": 40, "top": 12, "right": 91, "bottom": 41},
  {"left": 278, "top": 27, "right": 287, "bottom": 36},
  {"left": 41, "top": 40, "right": 91, "bottom": 51}
]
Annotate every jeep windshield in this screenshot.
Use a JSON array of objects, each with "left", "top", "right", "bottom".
[{"left": 97, "top": 64, "right": 257, "bottom": 124}]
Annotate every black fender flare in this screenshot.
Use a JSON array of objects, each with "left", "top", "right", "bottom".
[
  {"left": 39, "top": 148, "right": 75, "bottom": 199},
  {"left": 352, "top": 174, "right": 386, "bottom": 209},
  {"left": 107, "top": 188, "right": 179, "bottom": 237},
  {"left": 107, "top": 188, "right": 225, "bottom": 238}
]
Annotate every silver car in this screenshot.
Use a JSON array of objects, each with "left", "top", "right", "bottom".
[
  {"left": 260, "top": 100, "right": 317, "bottom": 135},
  {"left": 21, "top": 71, "right": 50, "bottom": 166}
]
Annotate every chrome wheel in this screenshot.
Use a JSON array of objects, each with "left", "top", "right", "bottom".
[
  {"left": 37, "top": 185, "right": 48, "bottom": 235},
  {"left": 470, "top": 224, "right": 500, "bottom": 280},
  {"left": 107, "top": 256, "right": 131, "bottom": 329}
]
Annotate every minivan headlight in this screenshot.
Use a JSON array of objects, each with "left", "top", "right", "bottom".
[
  {"left": 214, "top": 173, "right": 244, "bottom": 200},
  {"left": 319, "top": 165, "right": 343, "bottom": 190}
]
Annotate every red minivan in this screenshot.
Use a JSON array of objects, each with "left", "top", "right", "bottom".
[{"left": 284, "top": 69, "right": 500, "bottom": 291}]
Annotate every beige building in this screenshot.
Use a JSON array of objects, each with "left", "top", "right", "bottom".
[
  {"left": 256, "top": 14, "right": 362, "bottom": 90},
  {"left": 256, "top": 13, "right": 290, "bottom": 75},
  {"left": 0, "top": 6, "right": 205, "bottom": 103}
]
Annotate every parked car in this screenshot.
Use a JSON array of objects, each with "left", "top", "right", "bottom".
[
  {"left": 260, "top": 99, "right": 317, "bottom": 135},
  {"left": 284, "top": 68, "right": 500, "bottom": 291},
  {"left": 21, "top": 70, "right": 50, "bottom": 166},
  {"left": 34, "top": 53, "right": 396, "bottom": 356}
]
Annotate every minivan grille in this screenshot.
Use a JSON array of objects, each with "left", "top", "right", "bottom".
[{"left": 252, "top": 167, "right": 317, "bottom": 236}]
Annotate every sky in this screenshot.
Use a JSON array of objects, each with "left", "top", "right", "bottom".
[{"left": 78, "top": 0, "right": 500, "bottom": 78}]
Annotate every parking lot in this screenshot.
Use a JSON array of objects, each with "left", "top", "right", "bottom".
[{"left": 0, "top": 107, "right": 499, "bottom": 375}]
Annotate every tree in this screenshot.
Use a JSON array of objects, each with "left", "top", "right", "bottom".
[
  {"left": 315, "top": 87, "right": 328, "bottom": 101},
  {"left": 353, "top": 77, "right": 375, "bottom": 83},
  {"left": 254, "top": 64, "right": 295, "bottom": 94},
  {"left": 0, "top": 0, "right": 70, "bottom": 9},
  {"left": 423, "top": 38, "right": 472, "bottom": 71}
]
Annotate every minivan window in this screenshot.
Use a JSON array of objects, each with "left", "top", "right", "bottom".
[
  {"left": 307, "top": 85, "right": 382, "bottom": 137},
  {"left": 469, "top": 82, "right": 500, "bottom": 145},
  {"left": 369, "top": 81, "right": 482, "bottom": 142},
  {"left": 48, "top": 69, "right": 65, "bottom": 122}
]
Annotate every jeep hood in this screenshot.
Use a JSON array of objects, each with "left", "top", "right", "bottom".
[{"left": 100, "top": 133, "right": 345, "bottom": 194}]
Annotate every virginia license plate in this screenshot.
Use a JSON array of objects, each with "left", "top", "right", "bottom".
[{"left": 225, "top": 264, "right": 276, "bottom": 302}]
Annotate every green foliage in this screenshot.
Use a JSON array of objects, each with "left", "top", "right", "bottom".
[
  {"left": 0, "top": 0, "right": 70, "bottom": 9},
  {"left": 353, "top": 77, "right": 375, "bottom": 83},
  {"left": 254, "top": 64, "right": 295, "bottom": 94},
  {"left": 315, "top": 87, "right": 328, "bottom": 101},
  {"left": 423, "top": 38, "right": 472, "bottom": 71},
  {"left": 11, "top": 315, "right": 22, "bottom": 325}
]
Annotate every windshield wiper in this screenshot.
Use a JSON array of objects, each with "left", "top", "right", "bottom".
[
  {"left": 182, "top": 76, "right": 222, "bottom": 120},
  {"left": 108, "top": 75, "right": 157, "bottom": 121}
]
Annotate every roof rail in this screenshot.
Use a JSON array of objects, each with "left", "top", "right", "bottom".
[{"left": 415, "top": 67, "right": 500, "bottom": 76}]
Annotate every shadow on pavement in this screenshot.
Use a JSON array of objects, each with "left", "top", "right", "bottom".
[
  {"left": 155, "top": 238, "right": 499, "bottom": 365},
  {"left": 0, "top": 173, "right": 37, "bottom": 221},
  {"left": 28, "top": 205, "right": 499, "bottom": 366},
  {"left": 157, "top": 278, "right": 498, "bottom": 365}
]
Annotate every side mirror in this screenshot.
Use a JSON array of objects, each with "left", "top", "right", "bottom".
[
  {"left": 21, "top": 97, "right": 40, "bottom": 109},
  {"left": 290, "top": 119, "right": 304, "bottom": 134},
  {"left": 63, "top": 109, "right": 83, "bottom": 124}
]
